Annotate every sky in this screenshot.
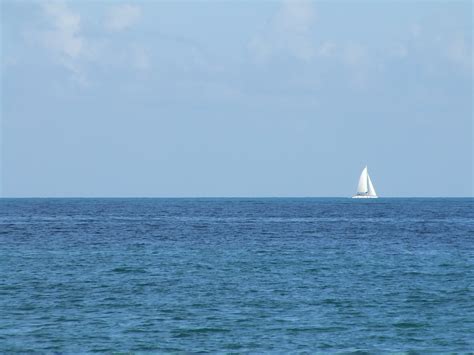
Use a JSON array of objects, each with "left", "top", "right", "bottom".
[{"left": 1, "top": 0, "right": 472, "bottom": 197}]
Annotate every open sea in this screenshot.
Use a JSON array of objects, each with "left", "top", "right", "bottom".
[{"left": 0, "top": 198, "right": 473, "bottom": 352}]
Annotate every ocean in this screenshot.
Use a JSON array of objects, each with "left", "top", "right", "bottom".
[{"left": 1, "top": 198, "right": 473, "bottom": 352}]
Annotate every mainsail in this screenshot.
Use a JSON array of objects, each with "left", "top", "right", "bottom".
[
  {"left": 356, "top": 166, "right": 368, "bottom": 194},
  {"left": 353, "top": 166, "right": 378, "bottom": 198}
]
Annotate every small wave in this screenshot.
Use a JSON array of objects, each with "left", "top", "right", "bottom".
[
  {"left": 393, "top": 321, "right": 426, "bottom": 329},
  {"left": 111, "top": 267, "right": 147, "bottom": 274},
  {"left": 172, "top": 328, "right": 231, "bottom": 338},
  {"left": 287, "top": 326, "right": 347, "bottom": 332}
]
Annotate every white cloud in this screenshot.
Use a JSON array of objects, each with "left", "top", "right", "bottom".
[
  {"left": 249, "top": 0, "right": 317, "bottom": 62},
  {"left": 38, "top": 1, "right": 88, "bottom": 85},
  {"left": 274, "top": 0, "right": 315, "bottom": 35},
  {"left": 248, "top": 1, "right": 375, "bottom": 90},
  {"left": 105, "top": 4, "right": 141, "bottom": 32},
  {"left": 249, "top": 0, "right": 343, "bottom": 64},
  {"left": 31, "top": 2, "right": 148, "bottom": 85},
  {"left": 41, "top": 1, "right": 84, "bottom": 58}
]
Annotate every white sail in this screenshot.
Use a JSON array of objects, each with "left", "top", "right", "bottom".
[
  {"left": 356, "top": 166, "right": 368, "bottom": 194},
  {"left": 353, "top": 166, "right": 378, "bottom": 198},
  {"left": 367, "top": 173, "right": 377, "bottom": 196}
]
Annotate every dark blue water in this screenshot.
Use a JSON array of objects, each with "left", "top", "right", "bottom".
[{"left": 1, "top": 198, "right": 473, "bottom": 352}]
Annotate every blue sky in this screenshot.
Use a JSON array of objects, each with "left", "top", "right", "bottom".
[{"left": 1, "top": 0, "right": 472, "bottom": 197}]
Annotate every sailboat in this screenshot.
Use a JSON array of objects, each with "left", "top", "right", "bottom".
[{"left": 352, "top": 166, "right": 378, "bottom": 198}]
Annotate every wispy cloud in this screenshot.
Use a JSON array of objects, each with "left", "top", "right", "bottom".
[
  {"left": 248, "top": 0, "right": 378, "bottom": 91},
  {"left": 41, "top": 1, "right": 83, "bottom": 58},
  {"left": 249, "top": 0, "right": 316, "bottom": 62},
  {"left": 105, "top": 4, "right": 141, "bottom": 32},
  {"left": 30, "top": 2, "right": 149, "bottom": 85},
  {"left": 38, "top": 1, "right": 87, "bottom": 85}
]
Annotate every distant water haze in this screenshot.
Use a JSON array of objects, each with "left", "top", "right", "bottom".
[{"left": 1, "top": 1, "right": 472, "bottom": 197}]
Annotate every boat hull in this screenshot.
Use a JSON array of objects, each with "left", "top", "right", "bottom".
[{"left": 352, "top": 195, "right": 378, "bottom": 199}]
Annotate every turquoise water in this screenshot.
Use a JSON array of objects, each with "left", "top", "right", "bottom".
[{"left": 1, "top": 198, "right": 473, "bottom": 352}]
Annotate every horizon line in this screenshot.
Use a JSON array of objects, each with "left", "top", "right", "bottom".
[{"left": 1, "top": 196, "right": 473, "bottom": 199}]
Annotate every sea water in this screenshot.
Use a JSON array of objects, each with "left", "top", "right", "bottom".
[{"left": 0, "top": 198, "right": 473, "bottom": 352}]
